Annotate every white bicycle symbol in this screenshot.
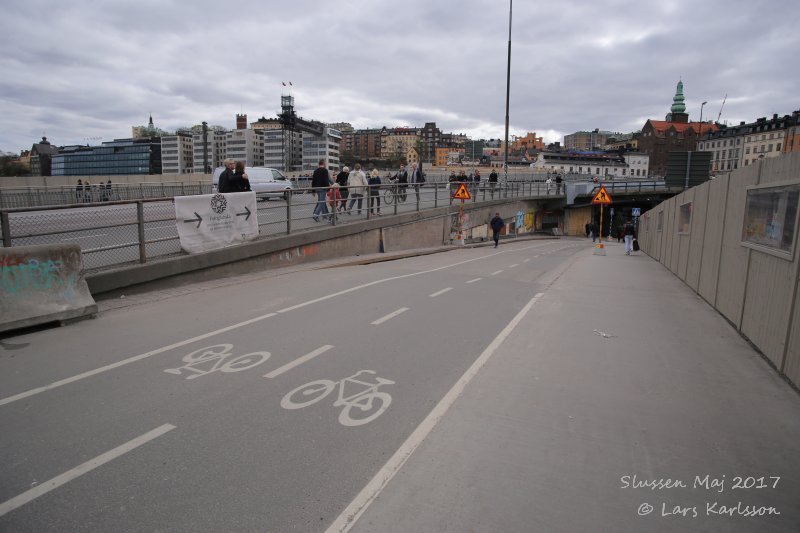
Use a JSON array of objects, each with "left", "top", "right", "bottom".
[
  {"left": 280, "top": 370, "right": 395, "bottom": 427},
  {"left": 164, "top": 344, "right": 270, "bottom": 380}
]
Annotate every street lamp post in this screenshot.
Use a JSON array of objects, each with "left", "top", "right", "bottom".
[{"left": 503, "top": 0, "right": 512, "bottom": 185}]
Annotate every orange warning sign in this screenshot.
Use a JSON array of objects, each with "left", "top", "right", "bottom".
[
  {"left": 591, "top": 186, "right": 612, "bottom": 204},
  {"left": 452, "top": 183, "right": 471, "bottom": 200}
]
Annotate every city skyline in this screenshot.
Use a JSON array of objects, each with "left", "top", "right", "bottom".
[{"left": 1, "top": 0, "right": 798, "bottom": 154}]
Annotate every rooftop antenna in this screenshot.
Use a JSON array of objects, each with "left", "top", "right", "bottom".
[{"left": 717, "top": 93, "right": 727, "bottom": 123}]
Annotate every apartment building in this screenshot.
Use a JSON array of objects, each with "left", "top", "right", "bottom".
[
  {"left": 380, "top": 127, "right": 419, "bottom": 159},
  {"left": 302, "top": 127, "right": 342, "bottom": 171},
  {"left": 564, "top": 129, "right": 621, "bottom": 151},
  {"left": 697, "top": 112, "right": 799, "bottom": 171},
  {"left": 225, "top": 128, "right": 263, "bottom": 167},
  {"left": 740, "top": 114, "right": 797, "bottom": 167},
  {"left": 161, "top": 132, "right": 194, "bottom": 174}
]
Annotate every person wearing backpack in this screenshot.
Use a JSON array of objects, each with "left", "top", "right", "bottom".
[{"left": 623, "top": 220, "right": 637, "bottom": 255}]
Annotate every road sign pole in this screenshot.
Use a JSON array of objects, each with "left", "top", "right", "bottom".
[{"left": 600, "top": 203, "right": 603, "bottom": 245}]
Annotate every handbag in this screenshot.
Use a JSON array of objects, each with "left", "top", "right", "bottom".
[{"left": 632, "top": 238, "right": 640, "bottom": 252}]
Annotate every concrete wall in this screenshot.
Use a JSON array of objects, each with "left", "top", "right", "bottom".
[
  {"left": 639, "top": 152, "right": 800, "bottom": 387},
  {"left": 1, "top": 244, "right": 97, "bottom": 332}
]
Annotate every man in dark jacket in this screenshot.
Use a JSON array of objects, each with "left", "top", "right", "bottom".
[
  {"left": 217, "top": 159, "right": 236, "bottom": 193},
  {"left": 311, "top": 159, "right": 331, "bottom": 222},
  {"left": 489, "top": 169, "right": 499, "bottom": 198},
  {"left": 490, "top": 213, "right": 504, "bottom": 248},
  {"left": 394, "top": 164, "right": 408, "bottom": 202}
]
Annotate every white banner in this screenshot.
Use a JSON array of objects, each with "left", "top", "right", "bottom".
[{"left": 174, "top": 192, "right": 258, "bottom": 253}]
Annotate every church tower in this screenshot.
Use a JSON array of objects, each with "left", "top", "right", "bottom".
[{"left": 665, "top": 80, "right": 689, "bottom": 123}]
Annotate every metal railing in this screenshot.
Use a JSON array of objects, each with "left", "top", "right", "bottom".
[{"left": 1, "top": 182, "right": 558, "bottom": 273}]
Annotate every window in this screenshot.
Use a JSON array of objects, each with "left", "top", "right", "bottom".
[
  {"left": 742, "top": 183, "right": 800, "bottom": 257},
  {"left": 674, "top": 203, "right": 694, "bottom": 234},
  {"left": 777, "top": 143, "right": 782, "bottom": 151},
  {"left": 768, "top": 144, "right": 773, "bottom": 152}
]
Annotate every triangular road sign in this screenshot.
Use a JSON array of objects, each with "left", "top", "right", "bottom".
[
  {"left": 591, "top": 186, "right": 612, "bottom": 204},
  {"left": 453, "top": 183, "right": 471, "bottom": 200}
]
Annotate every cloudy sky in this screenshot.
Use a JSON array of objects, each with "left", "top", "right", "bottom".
[{"left": 1, "top": 0, "right": 797, "bottom": 154}]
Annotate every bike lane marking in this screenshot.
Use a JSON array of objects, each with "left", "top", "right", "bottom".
[
  {"left": 465, "top": 278, "right": 482, "bottom": 284},
  {"left": 325, "top": 293, "right": 545, "bottom": 533},
  {"left": 0, "top": 242, "right": 559, "bottom": 408},
  {"left": 371, "top": 308, "right": 409, "bottom": 325},
  {"left": 0, "top": 314, "right": 277, "bottom": 407},
  {"left": 490, "top": 270, "right": 503, "bottom": 276},
  {"left": 428, "top": 287, "right": 452, "bottom": 298},
  {"left": 0, "top": 423, "right": 176, "bottom": 518},
  {"left": 264, "top": 345, "right": 334, "bottom": 379}
]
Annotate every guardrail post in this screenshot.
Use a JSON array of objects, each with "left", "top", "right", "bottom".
[
  {"left": 137, "top": 201, "right": 147, "bottom": 263},
  {"left": 434, "top": 182, "right": 438, "bottom": 209},
  {"left": 1, "top": 211, "right": 11, "bottom": 247},
  {"left": 393, "top": 184, "right": 398, "bottom": 216},
  {"left": 286, "top": 192, "right": 292, "bottom": 234}
]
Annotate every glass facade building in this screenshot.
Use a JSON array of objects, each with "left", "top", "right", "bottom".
[{"left": 52, "top": 138, "right": 162, "bottom": 176}]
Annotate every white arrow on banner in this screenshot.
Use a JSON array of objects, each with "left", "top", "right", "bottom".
[{"left": 174, "top": 192, "right": 258, "bottom": 253}]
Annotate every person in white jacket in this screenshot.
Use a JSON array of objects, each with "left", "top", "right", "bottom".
[{"left": 347, "top": 163, "right": 369, "bottom": 215}]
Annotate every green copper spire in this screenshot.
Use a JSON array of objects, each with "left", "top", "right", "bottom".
[{"left": 671, "top": 80, "right": 686, "bottom": 114}]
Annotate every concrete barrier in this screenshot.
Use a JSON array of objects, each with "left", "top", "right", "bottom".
[{"left": 1, "top": 244, "right": 97, "bottom": 333}]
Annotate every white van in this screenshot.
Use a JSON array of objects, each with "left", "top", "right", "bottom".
[{"left": 212, "top": 166, "right": 294, "bottom": 200}]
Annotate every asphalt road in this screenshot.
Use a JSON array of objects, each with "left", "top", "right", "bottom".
[{"left": 0, "top": 238, "right": 582, "bottom": 532}]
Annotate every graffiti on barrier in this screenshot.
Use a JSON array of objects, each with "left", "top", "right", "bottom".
[{"left": 1, "top": 257, "right": 70, "bottom": 294}]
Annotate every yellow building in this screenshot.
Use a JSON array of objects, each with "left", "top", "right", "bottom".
[
  {"left": 435, "top": 147, "right": 464, "bottom": 166},
  {"left": 381, "top": 129, "right": 419, "bottom": 159},
  {"left": 406, "top": 147, "right": 419, "bottom": 165}
]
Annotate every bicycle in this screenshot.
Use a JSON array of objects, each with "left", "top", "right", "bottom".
[
  {"left": 382, "top": 181, "right": 407, "bottom": 206},
  {"left": 164, "top": 344, "right": 271, "bottom": 380},
  {"left": 280, "top": 370, "right": 395, "bottom": 426}
]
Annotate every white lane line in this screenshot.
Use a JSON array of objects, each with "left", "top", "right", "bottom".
[
  {"left": 523, "top": 258, "right": 531, "bottom": 263},
  {"left": 0, "top": 242, "right": 556, "bottom": 408},
  {"left": 509, "top": 264, "right": 519, "bottom": 268},
  {"left": 325, "top": 292, "right": 546, "bottom": 533},
  {"left": 428, "top": 288, "right": 453, "bottom": 298},
  {"left": 264, "top": 345, "right": 334, "bottom": 379},
  {"left": 0, "top": 423, "right": 176, "bottom": 518},
  {"left": 490, "top": 270, "right": 503, "bottom": 276},
  {"left": 465, "top": 278, "right": 482, "bottom": 284},
  {"left": 0, "top": 314, "right": 277, "bottom": 407},
  {"left": 371, "top": 307, "right": 409, "bottom": 325}
]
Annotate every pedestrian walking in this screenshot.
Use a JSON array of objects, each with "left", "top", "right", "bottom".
[
  {"left": 83, "top": 180, "right": 92, "bottom": 202},
  {"left": 555, "top": 174, "right": 563, "bottom": 195},
  {"left": 336, "top": 166, "right": 350, "bottom": 211},
  {"left": 410, "top": 162, "right": 425, "bottom": 202},
  {"left": 75, "top": 179, "right": 84, "bottom": 203},
  {"left": 546, "top": 176, "right": 553, "bottom": 195},
  {"left": 311, "top": 159, "right": 331, "bottom": 222},
  {"left": 368, "top": 168, "right": 382, "bottom": 215},
  {"left": 623, "top": 220, "right": 636, "bottom": 255},
  {"left": 327, "top": 182, "right": 343, "bottom": 214},
  {"left": 347, "top": 163, "right": 368, "bottom": 214},
  {"left": 489, "top": 169, "right": 498, "bottom": 198},
  {"left": 393, "top": 163, "right": 408, "bottom": 202},
  {"left": 490, "top": 212, "right": 504, "bottom": 248},
  {"left": 473, "top": 169, "right": 481, "bottom": 195},
  {"left": 585, "top": 221, "right": 591, "bottom": 239}
]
